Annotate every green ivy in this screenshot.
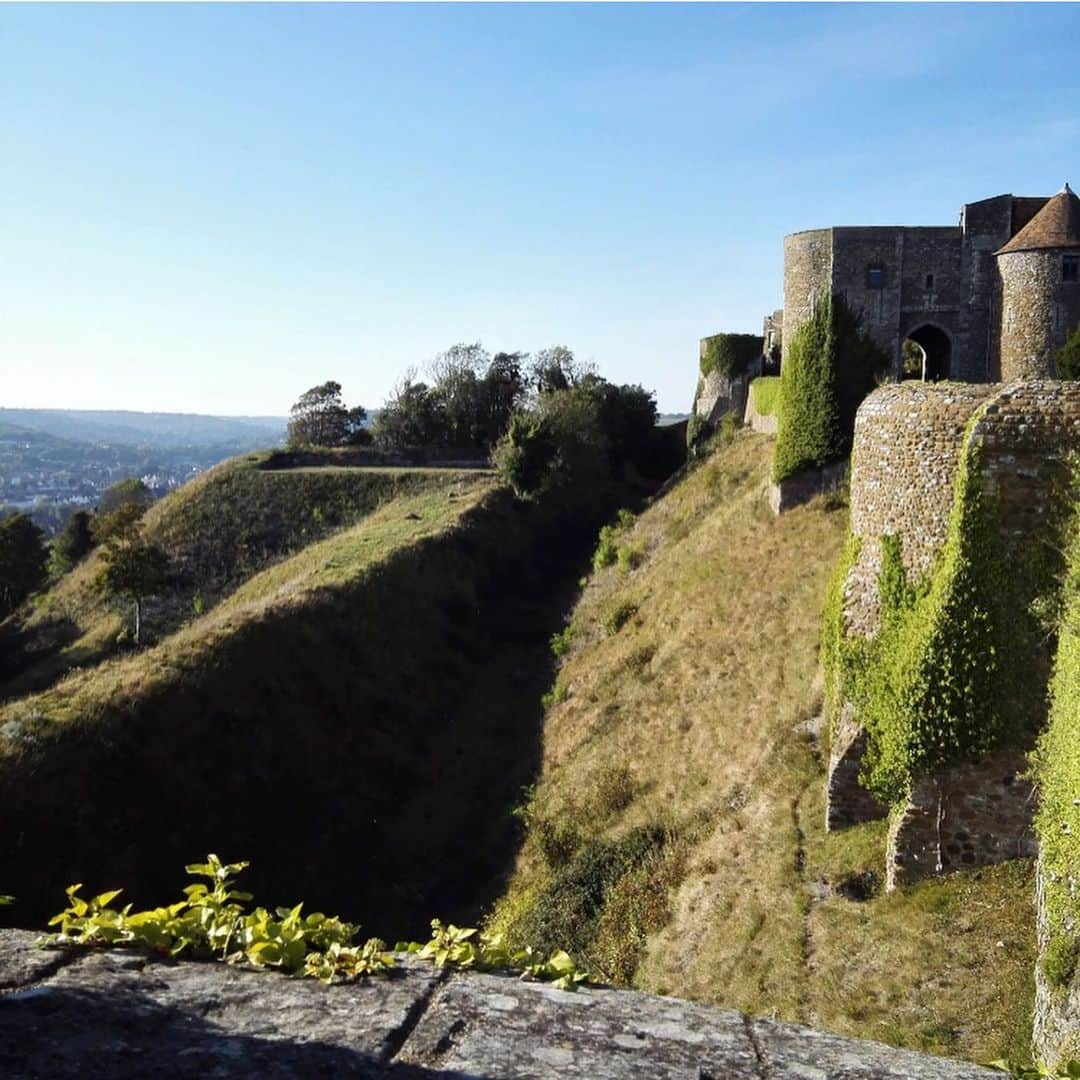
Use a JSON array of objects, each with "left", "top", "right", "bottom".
[
  {"left": 1033, "top": 483, "right": 1080, "bottom": 1002},
  {"left": 823, "top": 413, "right": 1066, "bottom": 804},
  {"left": 749, "top": 376, "right": 782, "bottom": 418},
  {"left": 772, "top": 292, "right": 890, "bottom": 483},
  {"left": 42, "top": 854, "right": 588, "bottom": 990},
  {"left": 699, "top": 334, "right": 763, "bottom": 380}
]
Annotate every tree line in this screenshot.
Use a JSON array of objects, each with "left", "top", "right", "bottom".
[{"left": 285, "top": 342, "right": 664, "bottom": 507}]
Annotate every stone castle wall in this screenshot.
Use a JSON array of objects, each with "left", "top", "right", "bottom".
[
  {"left": 829, "top": 380, "right": 1080, "bottom": 885},
  {"left": 999, "top": 249, "right": 1080, "bottom": 380},
  {"left": 843, "top": 382, "right": 995, "bottom": 639},
  {"left": 782, "top": 229, "right": 832, "bottom": 363},
  {"left": 886, "top": 750, "right": 1037, "bottom": 889}
]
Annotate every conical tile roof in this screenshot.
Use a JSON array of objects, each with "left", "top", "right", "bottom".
[{"left": 998, "top": 183, "right": 1080, "bottom": 254}]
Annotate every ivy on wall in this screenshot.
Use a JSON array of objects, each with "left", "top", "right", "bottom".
[
  {"left": 823, "top": 415, "right": 1066, "bottom": 805},
  {"left": 749, "top": 376, "right": 782, "bottom": 418},
  {"left": 1034, "top": 479, "right": 1080, "bottom": 998},
  {"left": 699, "top": 334, "right": 763, "bottom": 380},
  {"left": 772, "top": 292, "right": 890, "bottom": 483}
]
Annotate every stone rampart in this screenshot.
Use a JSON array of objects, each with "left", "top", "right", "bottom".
[
  {"left": 829, "top": 380, "right": 1080, "bottom": 887},
  {"left": 782, "top": 229, "right": 832, "bottom": 361},
  {"left": 844, "top": 382, "right": 996, "bottom": 640}
]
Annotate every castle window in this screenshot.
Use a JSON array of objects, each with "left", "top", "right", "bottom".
[
  {"left": 866, "top": 265, "right": 885, "bottom": 289},
  {"left": 1064, "top": 255, "right": 1079, "bottom": 283},
  {"left": 924, "top": 273, "right": 935, "bottom": 290}
]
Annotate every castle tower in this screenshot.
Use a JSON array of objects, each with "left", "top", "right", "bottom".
[{"left": 996, "top": 183, "right": 1080, "bottom": 380}]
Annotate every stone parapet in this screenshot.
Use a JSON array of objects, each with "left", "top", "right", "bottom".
[{"left": 0, "top": 930, "right": 1001, "bottom": 1078}]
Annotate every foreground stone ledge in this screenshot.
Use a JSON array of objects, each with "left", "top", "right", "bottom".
[{"left": 0, "top": 929, "right": 997, "bottom": 1078}]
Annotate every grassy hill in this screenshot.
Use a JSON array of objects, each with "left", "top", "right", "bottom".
[
  {"left": 488, "top": 434, "right": 1033, "bottom": 1064},
  {"left": 0, "top": 454, "right": 486, "bottom": 697},
  {"left": 0, "top": 456, "right": 613, "bottom": 939}
]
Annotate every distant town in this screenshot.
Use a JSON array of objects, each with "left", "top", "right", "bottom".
[{"left": 0, "top": 408, "right": 286, "bottom": 534}]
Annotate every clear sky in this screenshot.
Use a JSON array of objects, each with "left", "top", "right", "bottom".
[{"left": 3, "top": 3, "right": 1078, "bottom": 416}]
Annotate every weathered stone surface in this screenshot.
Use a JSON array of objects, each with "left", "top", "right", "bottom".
[
  {"left": 751, "top": 1016, "right": 995, "bottom": 1079},
  {"left": 830, "top": 379, "right": 1080, "bottom": 878},
  {"left": 768, "top": 460, "right": 847, "bottom": 515},
  {"left": 887, "top": 751, "right": 1037, "bottom": 889},
  {"left": 695, "top": 369, "right": 750, "bottom": 428},
  {"left": 0, "top": 931, "right": 444, "bottom": 1078},
  {"left": 397, "top": 969, "right": 760, "bottom": 1077},
  {"left": 0, "top": 930, "right": 1000, "bottom": 1078},
  {"left": 826, "top": 708, "right": 887, "bottom": 832}
]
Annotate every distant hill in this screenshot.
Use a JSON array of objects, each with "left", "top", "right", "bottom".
[{"left": 0, "top": 409, "right": 287, "bottom": 449}]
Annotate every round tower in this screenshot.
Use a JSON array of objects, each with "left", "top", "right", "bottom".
[{"left": 996, "top": 183, "right": 1080, "bottom": 380}]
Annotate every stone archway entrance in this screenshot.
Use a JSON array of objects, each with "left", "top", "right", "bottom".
[{"left": 902, "top": 324, "right": 952, "bottom": 382}]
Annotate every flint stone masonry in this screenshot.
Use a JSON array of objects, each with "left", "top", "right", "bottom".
[
  {"left": 886, "top": 750, "right": 1038, "bottom": 890},
  {"left": 826, "top": 706, "right": 887, "bottom": 831},
  {"left": 843, "top": 382, "right": 995, "bottom": 640},
  {"left": 774, "top": 191, "right": 1069, "bottom": 389},
  {"left": 828, "top": 380, "right": 1080, "bottom": 878},
  {"left": 0, "top": 930, "right": 999, "bottom": 1078},
  {"left": 998, "top": 249, "right": 1080, "bottom": 380}
]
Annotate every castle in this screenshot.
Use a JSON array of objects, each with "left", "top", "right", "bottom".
[{"left": 779, "top": 183, "right": 1080, "bottom": 383}]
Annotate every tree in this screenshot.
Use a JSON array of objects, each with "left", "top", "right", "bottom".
[
  {"left": 50, "top": 510, "right": 94, "bottom": 577},
  {"left": 481, "top": 352, "right": 528, "bottom": 446},
  {"left": 98, "top": 477, "right": 151, "bottom": 516},
  {"left": 287, "top": 381, "right": 369, "bottom": 448},
  {"left": 371, "top": 372, "right": 440, "bottom": 450},
  {"left": 1055, "top": 324, "right": 1080, "bottom": 380},
  {"left": 530, "top": 346, "right": 595, "bottom": 395},
  {"left": 493, "top": 385, "right": 610, "bottom": 504},
  {"left": 0, "top": 514, "right": 48, "bottom": 618},
  {"left": 95, "top": 503, "right": 170, "bottom": 645}
]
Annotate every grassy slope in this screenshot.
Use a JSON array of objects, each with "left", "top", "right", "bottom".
[
  {"left": 1, "top": 470, "right": 580, "bottom": 937},
  {"left": 490, "top": 434, "right": 1034, "bottom": 1063},
  {"left": 0, "top": 455, "right": 487, "bottom": 699}
]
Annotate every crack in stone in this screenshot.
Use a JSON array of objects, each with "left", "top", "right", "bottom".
[
  {"left": 741, "top": 1014, "right": 773, "bottom": 1079},
  {"left": 380, "top": 966, "right": 449, "bottom": 1066},
  {"left": 0, "top": 945, "right": 88, "bottom": 994}
]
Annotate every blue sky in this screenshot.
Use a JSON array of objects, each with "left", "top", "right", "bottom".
[{"left": 2, "top": 3, "right": 1078, "bottom": 416}]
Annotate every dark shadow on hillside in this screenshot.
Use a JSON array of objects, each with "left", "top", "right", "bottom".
[
  {"left": 0, "top": 614, "right": 86, "bottom": 703},
  {"left": 0, "top": 982, "right": 482, "bottom": 1079},
  {"left": 0, "top": 492, "right": 604, "bottom": 946}
]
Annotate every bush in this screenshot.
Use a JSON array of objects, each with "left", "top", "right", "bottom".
[
  {"left": 0, "top": 513, "right": 48, "bottom": 618},
  {"left": 624, "top": 643, "right": 655, "bottom": 676},
  {"left": 550, "top": 624, "right": 577, "bottom": 658},
  {"left": 515, "top": 825, "right": 666, "bottom": 960},
  {"left": 592, "top": 525, "right": 619, "bottom": 571},
  {"left": 603, "top": 599, "right": 639, "bottom": 636},
  {"left": 1056, "top": 324, "right": 1080, "bottom": 380},
  {"left": 617, "top": 540, "right": 646, "bottom": 574},
  {"left": 772, "top": 292, "right": 890, "bottom": 482},
  {"left": 49, "top": 510, "right": 94, "bottom": 577},
  {"left": 493, "top": 388, "right": 610, "bottom": 506},
  {"left": 535, "top": 817, "right": 582, "bottom": 869}
]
